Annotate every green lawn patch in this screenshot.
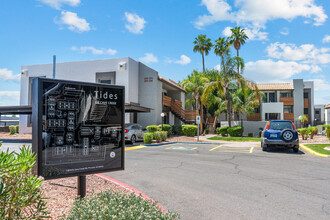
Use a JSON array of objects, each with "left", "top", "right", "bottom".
[
  {"left": 208, "top": 136, "right": 261, "bottom": 142},
  {"left": 303, "top": 144, "right": 330, "bottom": 155}
]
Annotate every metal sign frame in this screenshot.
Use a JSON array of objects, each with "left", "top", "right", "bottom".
[{"left": 32, "top": 78, "right": 125, "bottom": 180}]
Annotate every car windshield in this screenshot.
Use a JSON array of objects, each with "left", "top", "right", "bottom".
[{"left": 269, "top": 121, "right": 293, "bottom": 130}]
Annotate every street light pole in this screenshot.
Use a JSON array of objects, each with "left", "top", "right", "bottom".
[{"left": 160, "top": 113, "right": 165, "bottom": 130}]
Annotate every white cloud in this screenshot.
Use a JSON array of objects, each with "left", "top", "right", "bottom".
[
  {"left": 222, "top": 26, "right": 268, "bottom": 41},
  {"left": 174, "top": 55, "right": 191, "bottom": 65},
  {"left": 322, "top": 35, "right": 330, "bottom": 43},
  {"left": 71, "top": 46, "right": 117, "bottom": 55},
  {"left": 59, "top": 11, "right": 90, "bottom": 33},
  {"left": 195, "top": 0, "right": 327, "bottom": 29},
  {"left": 266, "top": 42, "right": 330, "bottom": 64},
  {"left": 38, "top": 0, "right": 80, "bottom": 10},
  {"left": 307, "top": 78, "right": 330, "bottom": 92},
  {"left": 280, "top": 27, "right": 289, "bottom": 35},
  {"left": 244, "top": 59, "right": 315, "bottom": 82},
  {"left": 0, "top": 91, "right": 20, "bottom": 106},
  {"left": 0, "top": 68, "right": 20, "bottom": 82},
  {"left": 138, "top": 53, "right": 158, "bottom": 64},
  {"left": 124, "top": 12, "right": 146, "bottom": 34}
]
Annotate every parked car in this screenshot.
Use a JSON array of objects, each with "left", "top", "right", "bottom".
[
  {"left": 261, "top": 120, "right": 299, "bottom": 153},
  {"left": 125, "top": 123, "right": 146, "bottom": 144}
]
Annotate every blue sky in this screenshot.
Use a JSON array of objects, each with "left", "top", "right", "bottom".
[{"left": 1, "top": 0, "right": 330, "bottom": 106}]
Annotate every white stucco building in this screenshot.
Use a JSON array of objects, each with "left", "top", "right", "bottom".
[{"left": 19, "top": 57, "right": 195, "bottom": 133}]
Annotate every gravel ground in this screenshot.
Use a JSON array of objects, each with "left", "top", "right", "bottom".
[
  {"left": 299, "top": 135, "right": 330, "bottom": 144},
  {"left": 0, "top": 132, "right": 32, "bottom": 140},
  {"left": 41, "top": 174, "right": 128, "bottom": 219}
]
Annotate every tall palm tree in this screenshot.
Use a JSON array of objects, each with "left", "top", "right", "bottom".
[
  {"left": 182, "top": 70, "right": 209, "bottom": 133},
  {"left": 193, "top": 34, "right": 212, "bottom": 73},
  {"left": 230, "top": 27, "right": 248, "bottom": 74},
  {"left": 214, "top": 37, "right": 232, "bottom": 70}
]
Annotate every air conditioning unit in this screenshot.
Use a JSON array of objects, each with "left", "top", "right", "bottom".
[{"left": 118, "top": 62, "right": 127, "bottom": 71}]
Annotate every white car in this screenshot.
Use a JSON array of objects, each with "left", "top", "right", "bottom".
[{"left": 124, "top": 123, "right": 147, "bottom": 144}]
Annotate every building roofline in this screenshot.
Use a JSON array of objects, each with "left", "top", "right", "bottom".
[{"left": 158, "top": 76, "right": 186, "bottom": 93}]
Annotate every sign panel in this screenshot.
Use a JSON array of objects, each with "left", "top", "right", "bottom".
[
  {"left": 196, "top": 116, "right": 201, "bottom": 124},
  {"left": 32, "top": 78, "right": 125, "bottom": 179}
]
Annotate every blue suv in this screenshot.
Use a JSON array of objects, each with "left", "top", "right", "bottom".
[{"left": 261, "top": 120, "right": 299, "bottom": 153}]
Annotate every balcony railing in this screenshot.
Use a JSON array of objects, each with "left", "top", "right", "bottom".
[
  {"left": 162, "top": 95, "right": 199, "bottom": 121},
  {"left": 247, "top": 113, "right": 261, "bottom": 121},
  {"left": 304, "top": 99, "right": 309, "bottom": 108},
  {"left": 162, "top": 95, "right": 172, "bottom": 107},
  {"left": 280, "top": 97, "right": 294, "bottom": 105},
  {"left": 284, "top": 113, "right": 294, "bottom": 121}
]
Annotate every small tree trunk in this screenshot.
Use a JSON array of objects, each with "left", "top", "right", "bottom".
[
  {"left": 202, "top": 53, "right": 205, "bottom": 73},
  {"left": 237, "top": 49, "right": 239, "bottom": 75},
  {"left": 227, "top": 89, "right": 232, "bottom": 127}
]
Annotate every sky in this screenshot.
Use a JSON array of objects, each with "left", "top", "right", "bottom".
[{"left": 1, "top": 0, "right": 330, "bottom": 106}]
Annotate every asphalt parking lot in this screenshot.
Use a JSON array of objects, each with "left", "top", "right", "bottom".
[{"left": 107, "top": 142, "right": 330, "bottom": 220}]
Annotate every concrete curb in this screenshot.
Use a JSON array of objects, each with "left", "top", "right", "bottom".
[
  {"left": 299, "top": 144, "right": 329, "bottom": 158},
  {"left": 0, "top": 139, "right": 32, "bottom": 143},
  {"left": 96, "top": 174, "right": 166, "bottom": 212}
]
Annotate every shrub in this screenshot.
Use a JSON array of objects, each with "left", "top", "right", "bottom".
[
  {"left": 154, "top": 131, "right": 162, "bottom": 143},
  {"left": 15, "top": 125, "right": 19, "bottom": 134},
  {"left": 143, "top": 133, "right": 153, "bottom": 144},
  {"left": 326, "top": 128, "right": 330, "bottom": 139},
  {"left": 204, "top": 129, "right": 210, "bottom": 135},
  {"left": 228, "top": 126, "right": 244, "bottom": 137},
  {"left": 146, "top": 125, "right": 159, "bottom": 133},
  {"left": 217, "top": 126, "right": 228, "bottom": 136},
  {"left": 158, "top": 124, "right": 172, "bottom": 136},
  {"left": 62, "top": 190, "right": 179, "bottom": 220},
  {"left": 0, "top": 144, "right": 49, "bottom": 219},
  {"left": 160, "top": 131, "right": 168, "bottom": 141},
  {"left": 9, "top": 125, "right": 16, "bottom": 135},
  {"left": 308, "top": 126, "right": 318, "bottom": 139},
  {"left": 297, "top": 128, "right": 310, "bottom": 140},
  {"left": 182, "top": 125, "right": 197, "bottom": 137},
  {"left": 172, "top": 125, "right": 183, "bottom": 135},
  {"left": 248, "top": 133, "right": 253, "bottom": 137}
]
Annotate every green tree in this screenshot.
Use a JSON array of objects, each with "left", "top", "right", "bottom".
[
  {"left": 230, "top": 27, "right": 248, "bottom": 75},
  {"left": 182, "top": 70, "right": 209, "bottom": 133},
  {"left": 297, "top": 115, "right": 309, "bottom": 128},
  {"left": 193, "top": 34, "right": 212, "bottom": 73},
  {"left": 214, "top": 37, "right": 232, "bottom": 70}
]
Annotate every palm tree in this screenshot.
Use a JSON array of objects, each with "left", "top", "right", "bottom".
[
  {"left": 214, "top": 37, "right": 232, "bottom": 70},
  {"left": 230, "top": 27, "right": 248, "bottom": 74},
  {"left": 193, "top": 34, "right": 212, "bottom": 73},
  {"left": 297, "top": 115, "right": 309, "bottom": 128},
  {"left": 182, "top": 70, "right": 209, "bottom": 133}
]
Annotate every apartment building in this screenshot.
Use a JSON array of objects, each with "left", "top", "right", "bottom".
[
  {"left": 247, "top": 79, "right": 315, "bottom": 125},
  {"left": 19, "top": 57, "right": 196, "bottom": 133},
  {"left": 325, "top": 104, "right": 330, "bottom": 124}
]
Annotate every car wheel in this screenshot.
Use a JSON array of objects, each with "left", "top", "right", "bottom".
[
  {"left": 262, "top": 143, "right": 268, "bottom": 151},
  {"left": 293, "top": 146, "right": 299, "bottom": 153},
  {"left": 130, "top": 135, "right": 136, "bottom": 144},
  {"left": 281, "top": 129, "right": 294, "bottom": 142}
]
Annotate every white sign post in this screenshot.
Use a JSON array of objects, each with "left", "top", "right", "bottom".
[{"left": 196, "top": 116, "right": 200, "bottom": 141}]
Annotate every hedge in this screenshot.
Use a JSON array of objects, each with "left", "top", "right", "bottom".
[
  {"left": 216, "top": 126, "right": 228, "bottom": 136},
  {"left": 158, "top": 124, "right": 172, "bottom": 135},
  {"left": 143, "top": 133, "right": 153, "bottom": 144},
  {"left": 172, "top": 125, "right": 183, "bottom": 135},
  {"left": 146, "top": 125, "right": 158, "bottom": 133},
  {"left": 9, "top": 125, "right": 16, "bottom": 135},
  {"left": 228, "top": 126, "right": 244, "bottom": 137},
  {"left": 182, "top": 125, "right": 197, "bottom": 137},
  {"left": 15, "top": 125, "right": 19, "bottom": 134}
]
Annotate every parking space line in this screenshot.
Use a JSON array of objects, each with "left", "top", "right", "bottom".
[
  {"left": 125, "top": 145, "right": 147, "bottom": 151},
  {"left": 249, "top": 147, "right": 254, "bottom": 153},
  {"left": 166, "top": 146, "right": 197, "bottom": 150},
  {"left": 209, "top": 145, "right": 222, "bottom": 151}
]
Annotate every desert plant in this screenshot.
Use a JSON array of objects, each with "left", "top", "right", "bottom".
[
  {"left": 228, "top": 126, "right": 244, "bottom": 137},
  {"left": 61, "top": 191, "right": 179, "bottom": 220},
  {"left": 172, "top": 125, "right": 183, "bottom": 135},
  {"left": 15, "top": 125, "right": 19, "bottom": 134},
  {"left": 9, "top": 125, "right": 16, "bottom": 135},
  {"left": 217, "top": 126, "right": 228, "bottom": 136},
  {"left": 308, "top": 126, "right": 318, "bottom": 139},
  {"left": 297, "top": 115, "right": 308, "bottom": 128},
  {"left": 143, "top": 133, "right": 153, "bottom": 144},
  {"left": 153, "top": 131, "right": 162, "bottom": 143},
  {"left": 248, "top": 133, "right": 253, "bottom": 137},
  {"left": 0, "top": 144, "right": 49, "bottom": 219},
  {"left": 158, "top": 124, "right": 172, "bottom": 136},
  {"left": 297, "top": 128, "right": 311, "bottom": 140},
  {"left": 146, "top": 125, "right": 159, "bottom": 133},
  {"left": 182, "top": 125, "right": 197, "bottom": 137}
]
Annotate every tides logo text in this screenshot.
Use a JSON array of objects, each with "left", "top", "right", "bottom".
[{"left": 94, "top": 91, "right": 118, "bottom": 100}]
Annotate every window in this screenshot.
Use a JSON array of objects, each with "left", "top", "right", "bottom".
[
  {"left": 315, "top": 110, "right": 320, "bottom": 115},
  {"left": 254, "top": 107, "right": 260, "bottom": 113},
  {"left": 268, "top": 92, "right": 276, "bottom": 102},
  {"left": 144, "top": 77, "right": 153, "bottom": 82},
  {"left": 265, "top": 113, "right": 280, "bottom": 120},
  {"left": 284, "top": 106, "right": 293, "bottom": 113},
  {"left": 269, "top": 121, "right": 294, "bottom": 130},
  {"left": 280, "top": 91, "right": 293, "bottom": 97},
  {"left": 304, "top": 108, "right": 309, "bottom": 114},
  {"left": 99, "top": 79, "right": 111, "bottom": 84},
  {"left": 304, "top": 92, "right": 309, "bottom": 99}
]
